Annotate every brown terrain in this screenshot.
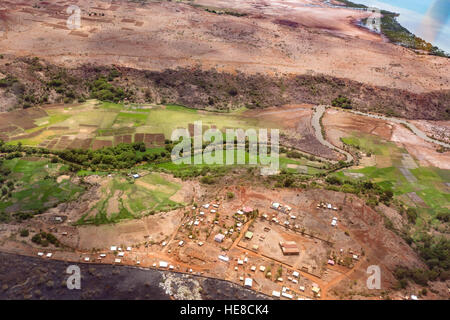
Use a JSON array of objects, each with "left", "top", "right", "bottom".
[
  {"left": 0, "top": 0, "right": 449, "bottom": 118},
  {"left": 322, "top": 108, "right": 450, "bottom": 169},
  {"left": 0, "top": 0, "right": 448, "bottom": 92}
]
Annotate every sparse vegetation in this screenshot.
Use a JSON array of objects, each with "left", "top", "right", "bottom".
[{"left": 332, "top": 95, "right": 352, "bottom": 109}]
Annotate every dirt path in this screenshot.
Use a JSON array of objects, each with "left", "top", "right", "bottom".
[
  {"left": 312, "top": 105, "right": 354, "bottom": 163},
  {"left": 348, "top": 110, "right": 450, "bottom": 148},
  {"left": 321, "top": 256, "right": 366, "bottom": 299}
]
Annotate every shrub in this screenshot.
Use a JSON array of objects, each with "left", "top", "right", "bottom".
[
  {"left": 31, "top": 233, "right": 42, "bottom": 244},
  {"left": 436, "top": 211, "right": 450, "bottom": 223},
  {"left": 332, "top": 95, "right": 352, "bottom": 109},
  {"left": 406, "top": 208, "right": 418, "bottom": 224},
  {"left": 325, "top": 176, "right": 342, "bottom": 185},
  {"left": 200, "top": 176, "right": 215, "bottom": 184}
]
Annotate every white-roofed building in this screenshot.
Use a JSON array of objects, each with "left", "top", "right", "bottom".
[
  {"left": 214, "top": 234, "right": 225, "bottom": 243},
  {"left": 159, "top": 261, "right": 168, "bottom": 268}
]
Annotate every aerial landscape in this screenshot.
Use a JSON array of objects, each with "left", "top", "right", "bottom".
[{"left": 0, "top": 0, "right": 448, "bottom": 305}]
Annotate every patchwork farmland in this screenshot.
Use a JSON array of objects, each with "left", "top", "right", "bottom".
[{"left": 1, "top": 100, "right": 281, "bottom": 150}]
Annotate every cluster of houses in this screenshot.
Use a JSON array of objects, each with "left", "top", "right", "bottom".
[
  {"left": 270, "top": 270, "right": 320, "bottom": 300},
  {"left": 236, "top": 206, "right": 254, "bottom": 215},
  {"left": 317, "top": 202, "right": 338, "bottom": 211},
  {"left": 270, "top": 202, "right": 292, "bottom": 213},
  {"left": 183, "top": 203, "right": 221, "bottom": 232},
  {"left": 38, "top": 245, "right": 137, "bottom": 265},
  {"left": 109, "top": 245, "right": 134, "bottom": 264},
  {"left": 213, "top": 205, "right": 256, "bottom": 242},
  {"left": 37, "top": 252, "right": 53, "bottom": 258}
]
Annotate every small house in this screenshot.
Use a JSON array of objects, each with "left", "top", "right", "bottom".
[
  {"left": 214, "top": 234, "right": 225, "bottom": 243},
  {"left": 243, "top": 206, "right": 253, "bottom": 214},
  {"left": 218, "top": 255, "right": 229, "bottom": 262}
]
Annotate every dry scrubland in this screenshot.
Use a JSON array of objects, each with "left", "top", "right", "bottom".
[
  {"left": 0, "top": 0, "right": 448, "bottom": 92},
  {"left": 0, "top": 0, "right": 449, "bottom": 118}
]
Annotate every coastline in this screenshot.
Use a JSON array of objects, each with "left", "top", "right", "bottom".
[{"left": 334, "top": 0, "right": 449, "bottom": 57}]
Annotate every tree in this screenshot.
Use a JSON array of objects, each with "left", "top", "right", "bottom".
[
  {"left": 406, "top": 208, "right": 418, "bottom": 224},
  {"left": 332, "top": 95, "right": 352, "bottom": 109}
]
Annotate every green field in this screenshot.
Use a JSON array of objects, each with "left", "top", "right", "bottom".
[
  {"left": 0, "top": 159, "right": 84, "bottom": 220},
  {"left": 338, "top": 133, "right": 449, "bottom": 222},
  {"left": 8, "top": 100, "right": 281, "bottom": 148},
  {"left": 4, "top": 100, "right": 326, "bottom": 175},
  {"left": 76, "top": 172, "right": 183, "bottom": 225},
  {"left": 139, "top": 104, "right": 278, "bottom": 138},
  {"left": 341, "top": 133, "right": 405, "bottom": 163},
  {"left": 145, "top": 147, "right": 326, "bottom": 177}
]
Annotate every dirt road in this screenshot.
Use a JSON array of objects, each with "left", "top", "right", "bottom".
[
  {"left": 349, "top": 110, "right": 450, "bottom": 148},
  {"left": 312, "top": 105, "right": 354, "bottom": 163}
]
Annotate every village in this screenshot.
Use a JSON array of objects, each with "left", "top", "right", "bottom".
[{"left": 21, "top": 185, "right": 369, "bottom": 301}]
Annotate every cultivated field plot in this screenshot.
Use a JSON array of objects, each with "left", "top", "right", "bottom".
[
  {"left": 76, "top": 172, "right": 183, "bottom": 225},
  {"left": 77, "top": 209, "right": 184, "bottom": 250},
  {"left": 5, "top": 101, "right": 279, "bottom": 149},
  {"left": 0, "top": 158, "right": 84, "bottom": 218},
  {"left": 337, "top": 133, "right": 450, "bottom": 219}
]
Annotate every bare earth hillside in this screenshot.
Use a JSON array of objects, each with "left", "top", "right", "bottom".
[{"left": 0, "top": 0, "right": 448, "bottom": 94}]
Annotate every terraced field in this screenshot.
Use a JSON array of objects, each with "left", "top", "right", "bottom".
[
  {"left": 337, "top": 133, "right": 449, "bottom": 222},
  {"left": 75, "top": 173, "right": 183, "bottom": 226},
  {"left": 3, "top": 100, "right": 280, "bottom": 149},
  {"left": 0, "top": 158, "right": 84, "bottom": 221}
]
